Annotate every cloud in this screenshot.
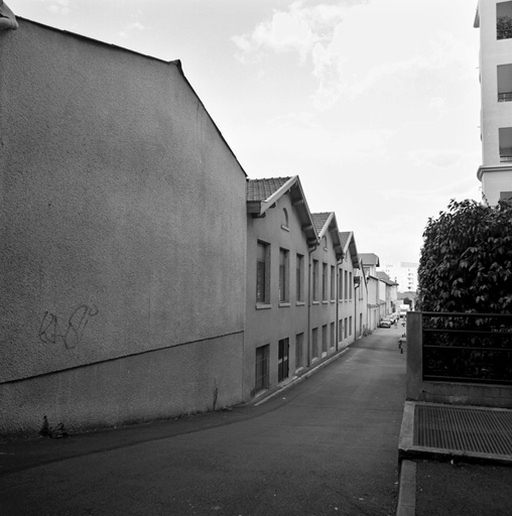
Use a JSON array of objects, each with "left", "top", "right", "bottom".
[
  {"left": 233, "top": 1, "right": 345, "bottom": 60},
  {"left": 405, "top": 149, "right": 463, "bottom": 169},
  {"left": 119, "top": 21, "right": 146, "bottom": 39},
  {"left": 233, "top": 0, "right": 478, "bottom": 112},
  {"left": 44, "top": 0, "right": 69, "bottom": 15}
]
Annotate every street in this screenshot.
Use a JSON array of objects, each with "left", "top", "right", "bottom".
[{"left": 1, "top": 327, "right": 406, "bottom": 516}]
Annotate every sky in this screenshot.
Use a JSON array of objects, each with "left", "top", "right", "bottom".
[{"left": 10, "top": 0, "right": 483, "bottom": 266}]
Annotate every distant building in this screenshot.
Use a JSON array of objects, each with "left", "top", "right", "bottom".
[
  {"left": 474, "top": 0, "right": 512, "bottom": 204},
  {"left": 383, "top": 262, "right": 418, "bottom": 293}
]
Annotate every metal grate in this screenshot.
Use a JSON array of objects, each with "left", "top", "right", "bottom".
[{"left": 414, "top": 404, "right": 512, "bottom": 456}]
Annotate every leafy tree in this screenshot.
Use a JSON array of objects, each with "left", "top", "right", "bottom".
[{"left": 417, "top": 199, "right": 512, "bottom": 313}]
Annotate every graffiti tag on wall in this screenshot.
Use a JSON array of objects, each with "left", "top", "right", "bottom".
[{"left": 38, "top": 304, "right": 99, "bottom": 349}]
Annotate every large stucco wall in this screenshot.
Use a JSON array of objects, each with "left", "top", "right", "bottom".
[{"left": 0, "top": 20, "right": 246, "bottom": 436}]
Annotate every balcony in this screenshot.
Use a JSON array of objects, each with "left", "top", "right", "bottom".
[{"left": 498, "top": 92, "right": 512, "bottom": 102}]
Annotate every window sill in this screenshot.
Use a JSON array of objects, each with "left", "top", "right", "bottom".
[
  {"left": 255, "top": 303, "right": 272, "bottom": 310},
  {"left": 281, "top": 224, "right": 290, "bottom": 232},
  {"left": 278, "top": 302, "right": 291, "bottom": 308},
  {"left": 312, "top": 301, "right": 320, "bottom": 305},
  {"left": 322, "top": 301, "right": 329, "bottom": 305},
  {"left": 296, "top": 301, "right": 306, "bottom": 306}
]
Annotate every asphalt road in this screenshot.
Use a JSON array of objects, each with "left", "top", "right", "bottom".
[{"left": 0, "top": 326, "right": 406, "bottom": 516}]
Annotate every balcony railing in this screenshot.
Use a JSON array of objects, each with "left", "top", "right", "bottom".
[
  {"left": 421, "top": 312, "right": 512, "bottom": 385},
  {"left": 498, "top": 92, "right": 512, "bottom": 102}
]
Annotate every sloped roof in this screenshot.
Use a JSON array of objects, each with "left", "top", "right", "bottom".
[
  {"left": 246, "top": 177, "right": 292, "bottom": 202},
  {"left": 339, "top": 231, "right": 360, "bottom": 269},
  {"left": 360, "top": 253, "right": 380, "bottom": 267},
  {"left": 312, "top": 212, "right": 343, "bottom": 259},
  {"left": 246, "top": 175, "right": 318, "bottom": 246},
  {"left": 376, "top": 271, "right": 397, "bottom": 286},
  {"left": 312, "top": 212, "right": 331, "bottom": 236}
]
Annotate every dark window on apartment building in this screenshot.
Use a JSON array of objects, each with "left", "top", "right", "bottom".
[
  {"left": 279, "top": 248, "right": 289, "bottom": 303},
  {"left": 498, "top": 64, "right": 512, "bottom": 102},
  {"left": 344, "top": 270, "right": 348, "bottom": 300},
  {"left": 256, "top": 241, "right": 270, "bottom": 304},
  {"left": 322, "top": 324, "right": 328, "bottom": 354},
  {"left": 255, "top": 345, "right": 270, "bottom": 393},
  {"left": 497, "top": 1, "right": 512, "bottom": 40},
  {"left": 296, "top": 254, "right": 304, "bottom": 302},
  {"left": 330, "top": 322, "right": 335, "bottom": 348},
  {"left": 499, "top": 127, "right": 512, "bottom": 162},
  {"left": 500, "top": 191, "right": 512, "bottom": 203},
  {"left": 278, "top": 338, "right": 289, "bottom": 382}
]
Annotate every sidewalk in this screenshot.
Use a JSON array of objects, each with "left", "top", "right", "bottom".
[
  {"left": 1, "top": 328, "right": 406, "bottom": 516},
  {"left": 397, "top": 401, "right": 512, "bottom": 516}
]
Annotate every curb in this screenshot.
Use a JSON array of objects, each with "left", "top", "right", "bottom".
[{"left": 396, "top": 459, "right": 416, "bottom": 516}]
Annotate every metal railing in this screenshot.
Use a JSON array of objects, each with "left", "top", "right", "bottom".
[
  {"left": 498, "top": 92, "right": 512, "bottom": 102},
  {"left": 421, "top": 312, "right": 512, "bottom": 385}
]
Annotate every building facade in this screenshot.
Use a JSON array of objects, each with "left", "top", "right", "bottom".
[
  {"left": 338, "top": 231, "right": 364, "bottom": 342},
  {"left": 0, "top": 19, "right": 247, "bottom": 436},
  {"left": 475, "top": 0, "right": 512, "bottom": 204},
  {"left": 310, "top": 213, "right": 344, "bottom": 360}
]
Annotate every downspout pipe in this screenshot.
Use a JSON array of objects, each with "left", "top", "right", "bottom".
[{"left": 307, "top": 242, "right": 318, "bottom": 367}]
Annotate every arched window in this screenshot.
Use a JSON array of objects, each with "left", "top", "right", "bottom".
[{"left": 282, "top": 208, "right": 289, "bottom": 230}]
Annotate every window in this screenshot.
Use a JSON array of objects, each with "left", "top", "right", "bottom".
[
  {"left": 330, "top": 322, "right": 335, "bottom": 348},
  {"left": 282, "top": 208, "right": 289, "bottom": 230},
  {"left": 322, "top": 235, "right": 327, "bottom": 250},
  {"left": 279, "top": 248, "right": 289, "bottom": 303},
  {"left": 255, "top": 345, "right": 270, "bottom": 393},
  {"left": 499, "top": 127, "right": 512, "bottom": 162},
  {"left": 349, "top": 316, "right": 353, "bottom": 336},
  {"left": 295, "top": 333, "right": 304, "bottom": 370},
  {"left": 256, "top": 241, "right": 270, "bottom": 304},
  {"left": 278, "top": 338, "right": 289, "bottom": 382},
  {"left": 344, "top": 317, "right": 348, "bottom": 339},
  {"left": 312, "top": 327, "right": 319, "bottom": 359},
  {"left": 330, "top": 266, "right": 335, "bottom": 301},
  {"left": 296, "top": 254, "right": 304, "bottom": 302},
  {"left": 338, "top": 319, "right": 343, "bottom": 342},
  {"left": 497, "top": 1, "right": 512, "bottom": 40},
  {"left": 498, "top": 64, "right": 512, "bottom": 102},
  {"left": 344, "top": 270, "right": 348, "bottom": 300},
  {"left": 338, "top": 268, "right": 343, "bottom": 301},
  {"left": 322, "top": 263, "right": 328, "bottom": 301},
  {"left": 313, "top": 260, "right": 319, "bottom": 302},
  {"left": 322, "top": 324, "right": 328, "bottom": 354},
  {"left": 349, "top": 272, "right": 353, "bottom": 300},
  {"left": 500, "top": 191, "right": 512, "bottom": 203}
]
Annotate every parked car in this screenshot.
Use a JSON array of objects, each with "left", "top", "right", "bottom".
[{"left": 379, "top": 319, "right": 392, "bottom": 328}]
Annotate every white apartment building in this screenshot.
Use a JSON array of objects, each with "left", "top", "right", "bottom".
[
  {"left": 383, "top": 262, "right": 418, "bottom": 293},
  {"left": 475, "top": 0, "right": 512, "bottom": 204}
]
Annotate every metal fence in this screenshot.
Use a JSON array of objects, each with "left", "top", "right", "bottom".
[{"left": 421, "top": 312, "right": 512, "bottom": 385}]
